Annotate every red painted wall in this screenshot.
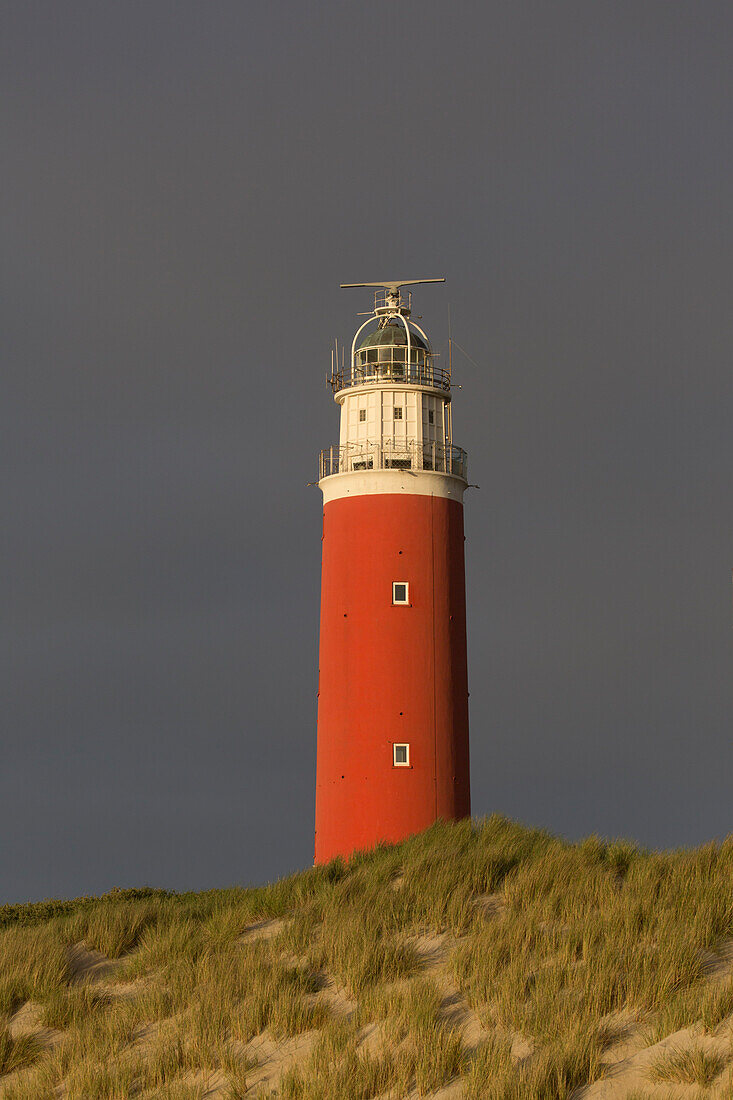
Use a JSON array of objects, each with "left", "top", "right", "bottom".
[{"left": 314, "top": 492, "right": 470, "bottom": 864}]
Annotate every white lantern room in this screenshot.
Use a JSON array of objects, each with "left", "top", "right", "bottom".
[{"left": 319, "top": 283, "right": 467, "bottom": 482}]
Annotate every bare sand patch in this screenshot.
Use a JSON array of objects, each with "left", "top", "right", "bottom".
[
  {"left": 66, "top": 941, "right": 123, "bottom": 984},
  {"left": 64, "top": 940, "right": 155, "bottom": 1001},
  {"left": 577, "top": 1026, "right": 732, "bottom": 1099},
  {"left": 410, "top": 931, "right": 493, "bottom": 1055},
  {"left": 238, "top": 1028, "right": 319, "bottom": 1094},
  {"left": 8, "top": 1000, "right": 62, "bottom": 1049},
  {"left": 0, "top": 1004, "right": 63, "bottom": 1100},
  {"left": 474, "top": 892, "right": 506, "bottom": 919},
  {"left": 701, "top": 938, "right": 733, "bottom": 984},
  {"left": 314, "top": 972, "right": 357, "bottom": 1019},
  {"left": 358, "top": 1019, "right": 388, "bottom": 1054},
  {"left": 98, "top": 977, "right": 150, "bottom": 999},
  {"left": 238, "top": 918, "right": 286, "bottom": 944}
]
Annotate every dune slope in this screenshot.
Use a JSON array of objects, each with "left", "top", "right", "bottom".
[{"left": 1, "top": 817, "right": 733, "bottom": 1098}]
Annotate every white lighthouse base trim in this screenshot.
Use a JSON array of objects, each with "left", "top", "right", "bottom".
[{"left": 319, "top": 470, "right": 467, "bottom": 504}]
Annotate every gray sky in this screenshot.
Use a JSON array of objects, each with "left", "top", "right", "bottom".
[{"left": 2, "top": 1, "right": 732, "bottom": 904}]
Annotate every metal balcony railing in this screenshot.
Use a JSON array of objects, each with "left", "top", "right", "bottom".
[
  {"left": 319, "top": 440, "right": 468, "bottom": 481},
  {"left": 372, "top": 287, "right": 412, "bottom": 314},
  {"left": 329, "top": 356, "right": 451, "bottom": 393}
]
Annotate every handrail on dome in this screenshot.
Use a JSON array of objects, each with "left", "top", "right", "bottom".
[
  {"left": 372, "top": 287, "right": 412, "bottom": 315},
  {"left": 329, "top": 358, "right": 451, "bottom": 393}
]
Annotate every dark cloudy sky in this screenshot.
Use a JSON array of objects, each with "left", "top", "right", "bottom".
[{"left": 3, "top": 1, "right": 732, "bottom": 904}]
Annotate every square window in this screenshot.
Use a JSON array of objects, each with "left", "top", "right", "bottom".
[
  {"left": 394, "top": 407, "right": 403, "bottom": 420},
  {"left": 359, "top": 408, "right": 366, "bottom": 422},
  {"left": 428, "top": 410, "right": 434, "bottom": 424},
  {"left": 393, "top": 743, "right": 410, "bottom": 767},
  {"left": 392, "top": 582, "right": 409, "bottom": 604}
]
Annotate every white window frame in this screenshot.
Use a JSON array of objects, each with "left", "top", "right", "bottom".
[
  {"left": 392, "top": 581, "right": 409, "bottom": 605},
  {"left": 393, "top": 743, "right": 410, "bottom": 767},
  {"left": 394, "top": 406, "right": 403, "bottom": 420},
  {"left": 359, "top": 408, "right": 366, "bottom": 422}
]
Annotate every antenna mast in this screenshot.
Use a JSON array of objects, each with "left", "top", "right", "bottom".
[{"left": 448, "top": 303, "right": 453, "bottom": 385}]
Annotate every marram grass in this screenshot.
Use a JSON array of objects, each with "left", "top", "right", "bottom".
[
  {"left": 0, "top": 816, "right": 732, "bottom": 1097},
  {"left": 647, "top": 1042, "right": 727, "bottom": 1085}
]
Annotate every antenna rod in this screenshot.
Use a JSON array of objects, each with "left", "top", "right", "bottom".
[
  {"left": 448, "top": 303, "right": 452, "bottom": 384},
  {"left": 340, "top": 279, "right": 445, "bottom": 290}
]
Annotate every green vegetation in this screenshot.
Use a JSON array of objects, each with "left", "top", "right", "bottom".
[{"left": 0, "top": 816, "right": 732, "bottom": 1097}]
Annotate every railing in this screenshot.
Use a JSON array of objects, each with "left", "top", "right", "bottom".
[
  {"left": 319, "top": 440, "right": 468, "bottom": 481},
  {"left": 329, "top": 358, "right": 451, "bottom": 393},
  {"left": 373, "top": 288, "right": 411, "bottom": 314}
]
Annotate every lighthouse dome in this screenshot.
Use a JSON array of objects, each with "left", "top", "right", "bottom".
[{"left": 356, "top": 322, "right": 428, "bottom": 351}]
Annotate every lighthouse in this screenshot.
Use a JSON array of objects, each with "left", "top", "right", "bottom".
[{"left": 314, "top": 280, "right": 471, "bottom": 864}]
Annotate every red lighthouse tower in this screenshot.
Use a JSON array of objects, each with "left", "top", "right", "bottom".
[{"left": 314, "top": 280, "right": 471, "bottom": 864}]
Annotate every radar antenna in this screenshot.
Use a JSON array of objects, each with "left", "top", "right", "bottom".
[
  {"left": 340, "top": 279, "right": 445, "bottom": 291},
  {"left": 340, "top": 278, "right": 446, "bottom": 319}
]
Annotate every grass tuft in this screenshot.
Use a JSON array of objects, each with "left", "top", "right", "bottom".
[
  {"left": 647, "top": 1043, "right": 728, "bottom": 1085},
  {"left": 280, "top": 1029, "right": 395, "bottom": 1100},
  {"left": 40, "top": 983, "right": 112, "bottom": 1030},
  {"left": 0, "top": 1027, "right": 42, "bottom": 1075}
]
